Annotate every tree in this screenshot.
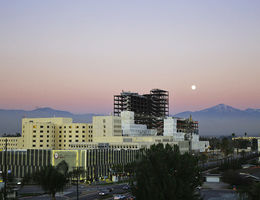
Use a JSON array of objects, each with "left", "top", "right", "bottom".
[
  {"left": 244, "top": 132, "right": 247, "bottom": 137},
  {"left": 221, "top": 137, "right": 234, "bottom": 156},
  {"left": 132, "top": 144, "right": 202, "bottom": 200},
  {"left": 250, "top": 182, "right": 260, "bottom": 200},
  {"left": 32, "top": 165, "right": 68, "bottom": 200}
]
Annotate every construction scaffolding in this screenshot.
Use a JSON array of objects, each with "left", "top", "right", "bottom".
[{"left": 114, "top": 89, "right": 169, "bottom": 135}]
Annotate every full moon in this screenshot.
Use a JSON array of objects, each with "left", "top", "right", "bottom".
[{"left": 191, "top": 85, "right": 196, "bottom": 90}]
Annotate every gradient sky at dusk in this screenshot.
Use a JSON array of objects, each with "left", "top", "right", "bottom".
[{"left": 0, "top": 0, "right": 260, "bottom": 114}]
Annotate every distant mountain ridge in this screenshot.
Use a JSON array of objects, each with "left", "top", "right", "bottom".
[
  {"left": 0, "top": 107, "right": 98, "bottom": 135},
  {"left": 0, "top": 104, "right": 260, "bottom": 136},
  {"left": 174, "top": 104, "right": 260, "bottom": 136}
]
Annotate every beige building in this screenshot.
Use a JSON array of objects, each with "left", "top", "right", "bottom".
[
  {"left": 0, "top": 114, "right": 193, "bottom": 153},
  {"left": 0, "top": 137, "right": 22, "bottom": 150},
  {"left": 20, "top": 117, "right": 93, "bottom": 150},
  {"left": 92, "top": 115, "right": 122, "bottom": 137}
]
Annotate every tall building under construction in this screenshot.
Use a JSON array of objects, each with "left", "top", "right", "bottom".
[{"left": 114, "top": 89, "right": 169, "bottom": 135}]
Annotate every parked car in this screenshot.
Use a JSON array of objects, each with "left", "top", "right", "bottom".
[
  {"left": 98, "top": 190, "right": 110, "bottom": 196},
  {"left": 113, "top": 194, "right": 126, "bottom": 200},
  {"left": 122, "top": 185, "right": 130, "bottom": 190}
]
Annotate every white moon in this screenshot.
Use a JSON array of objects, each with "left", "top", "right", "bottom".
[{"left": 191, "top": 85, "right": 196, "bottom": 90}]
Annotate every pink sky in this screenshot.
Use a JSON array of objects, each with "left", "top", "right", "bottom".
[{"left": 0, "top": 1, "right": 260, "bottom": 114}]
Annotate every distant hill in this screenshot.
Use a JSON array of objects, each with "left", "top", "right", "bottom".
[
  {"left": 1, "top": 104, "right": 260, "bottom": 137},
  {"left": 0, "top": 108, "right": 98, "bottom": 135},
  {"left": 174, "top": 104, "right": 260, "bottom": 136}
]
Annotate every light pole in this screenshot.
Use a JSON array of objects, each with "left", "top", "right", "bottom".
[{"left": 73, "top": 166, "right": 84, "bottom": 200}]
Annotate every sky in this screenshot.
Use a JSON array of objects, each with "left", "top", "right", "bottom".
[{"left": 0, "top": 0, "right": 260, "bottom": 114}]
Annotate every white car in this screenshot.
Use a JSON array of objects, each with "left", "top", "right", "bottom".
[{"left": 113, "top": 194, "right": 126, "bottom": 200}]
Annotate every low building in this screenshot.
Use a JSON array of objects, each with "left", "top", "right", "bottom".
[{"left": 0, "top": 148, "right": 139, "bottom": 179}]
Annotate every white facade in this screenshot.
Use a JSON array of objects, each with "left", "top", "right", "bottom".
[
  {"left": 121, "top": 111, "right": 157, "bottom": 136},
  {"left": 163, "top": 117, "right": 185, "bottom": 141}
]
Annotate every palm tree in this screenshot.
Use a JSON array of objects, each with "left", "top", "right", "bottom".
[
  {"left": 33, "top": 165, "right": 68, "bottom": 200},
  {"left": 244, "top": 132, "right": 247, "bottom": 137}
]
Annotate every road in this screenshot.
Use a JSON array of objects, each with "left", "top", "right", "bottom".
[{"left": 18, "top": 183, "right": 131, "bottom": 200}]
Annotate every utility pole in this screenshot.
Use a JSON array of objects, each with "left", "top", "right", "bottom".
[{"left": 3, "top": 138, "right": 7, "bottom": 200}]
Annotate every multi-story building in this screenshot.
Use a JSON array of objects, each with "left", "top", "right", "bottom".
[
  {"left": 114, "top": 89, "right": 169, "bottom": 135},
  {"left": 21, "top": 118, "right": 93, "bottom": 150}
]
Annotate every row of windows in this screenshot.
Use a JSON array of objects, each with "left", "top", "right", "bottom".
[
  {"left": 0, "top": 139, "right": 18, "bottom": 142},
  {"left": 59, "top": 125, "right": 91, "bottom": 129},
  {"left": 32, "top": 125, "right": 55, "bottom": 129},
  {"left": 32, "top": 144, "right": 54, "bottom": 148},
  {"left": 59, "top": 130, "right": 86, "bottom": 133},
  {"left": 0, "top": 143, "right": 18, "bottom": 146},
  {"left": 32, "top": 139, "right": 93, "bottom": 143},
  {"left": 33, "top": 130, "right": 54, "bottom": 133}
]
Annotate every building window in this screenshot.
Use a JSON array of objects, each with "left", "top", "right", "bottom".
[
  {"left": 69, "top": 140, "right": 72, "bottom": 142},
  {"left": 47, "top": 126, "right": 49, "bottom": 128},
  {"left": 64, "top": 131, "right": 66, "bottom": 133},
  {"left": 40, "top": 140, "right": 43, "bottom": 142},
  {"left": 82, "top": 131, "right": 85, "bottom": 133},
  {"left": 47, "top": 135, "right": 49, "bottom": 138},
  {"left": 59, "top": 126, "right": 62, "bottom": 129},
  {"left": 40, "top": 130, "right": 43, "bottom": 133},
  {"left": 64, "top": 126, "right": 66, "bottom": 128},
  {"left": 59, "top": 135, "right": 62, "bottom": 138},
  {"left": 76, "top": 126, "right": 79, "bottom": 128},
  {"left": 69, "top": 126, "right": 72, "bottom": 128},
  {"left": 59, "top": 144, "right": 61, "bottom": 147},
  {"left": 103, "top": 130, "right": 106, "bottom": 133},
  {"left": 76, "top": 135, "right": 79, "bottom": 137},
  {"left": 69, "top": 131, "right": 72, "bottom": 133},
  {"left": 76, "top": 130, "right": 79, "bottom": 133},
  {"left": 75, "top": 140, "right": 79, "bottom": 142},
  {"left": 59, "top": 131, "right": 61, "bottom": 133},
  {"left": 47, "top": 140, "right": 49, "bottom": 142},
  {"left": 33, "top": 135, "right": 36, "bottom": 138},
  {"left": 64, "top": 140, "right": 66, "bottom": 142},
  {"left": 40, "top": 144, "right": 43, "bottom": 147},
  {"left": 82, "top": 140, "right": 85, "bottom": 142},
  {"left": 82, "top": 126, "right": 85, "bottom": 129},
  {"left": 32, "top": 145, "right": 36, "bottom": 147},
  {"left": 33, "top": 130, "right": 36, "bottom": 133},
  {"left": 40, "top": 135, "right": 43, "bottom": 137},
  {"left": 47, "top": 130, "right": 49, "bottom": 133},
  {"left": 47, "top": 144, "right": 49, "bottom": 147},
  {"left": 33, "top": 140, "right": 36, "bottom": 142},
  {"left": 103, "top": 119, "right": 106, "bottom": 123},
  {"left": 82, "top": 135, "right": 85, "bottom": 138},
  {"left": 69, "top": 135, "right": 72, "bottom": 138},
  {"left": 104, "top": 125, "right": 106, "bottom": 128},
  {"left": 40, "top": 126, "right": 44, "bottom": 128},
  {"left": 59, "top": 140, "right": 61, "bottom": 142}
]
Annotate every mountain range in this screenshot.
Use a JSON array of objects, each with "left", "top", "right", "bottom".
[
  {"left": 174, "top": 104, "right": 260, "bottom": 136},
  {"left": 0, "top": 104, "right": 259, "bottom": 136}
]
